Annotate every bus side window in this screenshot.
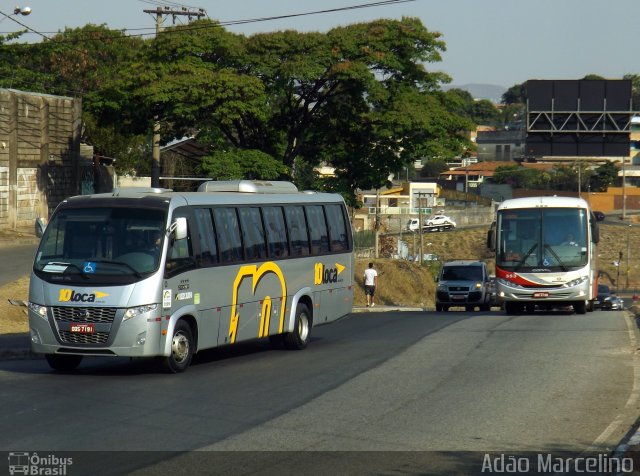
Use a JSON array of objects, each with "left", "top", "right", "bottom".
[
  {"left": 213, "top": 207, "right": 243, "bottom": 263},
  {"left": 194, "top": 208, "right": 218, "bottom": 267},
  {"left": 306, "top": 205, "right": 330, "bottom": 255},
  {"left": 325, "top": 204, "right": 349, "bottom": 252},
  {"left": 284, "top": 206, "right": 310, "bottom": 257},
  {"left": 238, "top": 207, "right": 267, "bottom": 261},
  {"left": 263, "top": 206, "right": 289, "bottom": 259}
]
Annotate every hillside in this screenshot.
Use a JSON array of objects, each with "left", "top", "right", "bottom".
[{"left": 354, "top": 222, "right": 640, "bottom": 307}]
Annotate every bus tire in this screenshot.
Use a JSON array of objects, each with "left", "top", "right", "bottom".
[
  {"left": 45, "top": 354, "right": 82, "bottom": 372},
  {"left": 284, "top": 303, "right": 311, "bottom": 350},
  {"left": 505, "top": 302, "right": 520, "bottom": 315},
  {"left": 574, "top": 301, "right": 587, "bottom": 315},
  {"left": 164, "top": 320, "right": 194, "bottom": 373}
]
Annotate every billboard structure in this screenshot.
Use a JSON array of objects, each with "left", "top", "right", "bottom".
[{"left": 525, "top": 79, "right": 633, "bottom": 157}]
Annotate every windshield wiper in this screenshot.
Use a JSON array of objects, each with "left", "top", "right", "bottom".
[
  {"left": 514, "top": 243, "right": 538, "bottom": 271},
  {"left": 543, "top": 244, "right": 568, "bottom": 272}
]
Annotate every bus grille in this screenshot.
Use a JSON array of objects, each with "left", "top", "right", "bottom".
[
  {"left": 52, "top": 306, "right": 117, "bottom": 324},
  {"left": 58, "top": 330, "right": 110, "bottom": 345}
]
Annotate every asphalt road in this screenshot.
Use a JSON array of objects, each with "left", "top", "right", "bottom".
[
  {"left": 0, "top": 308, "right": 637, "bottom": 475},
  {"left": 0, "top": 243, "right": 37, "bottom": 286}
]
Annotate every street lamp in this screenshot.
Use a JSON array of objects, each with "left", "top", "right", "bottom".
[
  {"left": 13, "top": 6, "right": 31, "bottom": 16},
  {"left": 627, "top": 224, "right": 632, "bottom": 289}
]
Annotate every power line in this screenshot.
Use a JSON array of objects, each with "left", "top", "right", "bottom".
[
  {"left": 2, "top": 0, "right": 415, "bottom": 41},
  {"left": 0, "top": 9, "right": 52, "bottom": 41}
]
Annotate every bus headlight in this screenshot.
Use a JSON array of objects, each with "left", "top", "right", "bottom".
[
  {"left": 28, "top": 302, "right": 48, "bottom": 320},
  {"left": 124, "top": 304, "right": 158, "bottom": 321},
  {"left": 563, "top": 276, "right": 588, "bottom": 288}
]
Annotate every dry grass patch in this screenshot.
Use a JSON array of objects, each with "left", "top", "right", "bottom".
[
  {"left": 354, "top": 259, "right": 436, "bottom": 307},
  {"left": 0, "top": 276, "right": 29, "bottom": 334}
]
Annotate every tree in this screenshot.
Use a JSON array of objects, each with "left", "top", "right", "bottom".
[
  {"left": 420, "top": 158, "right": 449, "bottom": 178},
  {"left": 502, "top": 83, "right": 526, "bottom": 105},
  {"left": 589, "top": 160, "right": 618, "bottom": 192},
  {"left": 198, "top": 149, "right": 288, "bottom": 180}
]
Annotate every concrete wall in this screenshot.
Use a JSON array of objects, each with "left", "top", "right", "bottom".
[{"left": 0, "top": 89, "right": 82, "bottom": 229}]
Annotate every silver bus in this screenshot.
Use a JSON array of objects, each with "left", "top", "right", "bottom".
[
  {"left": 28, "top": 180, "right": 354, "bottom": 372},
  {"left": 487, "top": 196, "right": 599, "bottom": 315}
]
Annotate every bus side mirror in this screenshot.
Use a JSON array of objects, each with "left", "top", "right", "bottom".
[
  {"left": 171, "top": 217, "right": 188, "bottom": 240},
  {"left": 486, "top": 228, "right": 495, "bottom": 251},
  {"left": 591, "top": 221, "right": 600, "bottom": 244},
  {"left": 35, "top": 217, "right": 46, "bottom": 238}
]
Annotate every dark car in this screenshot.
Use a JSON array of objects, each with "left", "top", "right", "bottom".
[
  {"left": 435, "top": 260, "right": 492, "bottom": 312},
  {"left": 610, "top": 295, "right": 624, "bottom": 310},
  {"left": 593, "top": 211, "right": 605, "bottom": 221},
  {"left": 593, "top": 284, "right": 612, "bottom": 310}
]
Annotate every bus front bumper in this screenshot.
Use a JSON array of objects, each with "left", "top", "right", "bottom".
[{"left": 497, "top": 280, "right": 590, "bottom": 303}]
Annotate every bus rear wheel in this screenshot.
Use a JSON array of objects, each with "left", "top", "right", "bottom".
[
  {"left": 164, "top": 320, "right": 194, "bottom": 373},
  {"left": 284, "top": 303, "right": 311, "bottom": 350},
  {"left": 45, "top": 354, "right": 82, "bottom": 372}
]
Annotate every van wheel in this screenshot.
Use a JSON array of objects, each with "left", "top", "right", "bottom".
[
  {"left": 164, "top": 320, "right": 194, "bottom": 373},
  {"left": 45, "top": 354, "right": 82, "bottom": 372},
  {"left": 435, "top": 303, "right": 442, "bottom": 312},
  {"left": 284, "top": 303, "right": 311, "bottom": 350}
]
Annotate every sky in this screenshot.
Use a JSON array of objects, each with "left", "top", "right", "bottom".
[{"left": 3, "top": 0, "right": 638, "bottom": 89}]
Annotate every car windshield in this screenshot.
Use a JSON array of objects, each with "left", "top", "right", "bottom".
[
  {"left": 442, "top": 265, "right": 483, "bottom": 281},
  {"left": 34, "top": 206, "right": 167, "bottom": 285}
]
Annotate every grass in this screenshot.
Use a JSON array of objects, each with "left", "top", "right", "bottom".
[{"left": 2, "top": 221, "right": 639, "bottom": 335}]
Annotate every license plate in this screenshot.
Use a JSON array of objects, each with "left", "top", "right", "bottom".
[
  {"left": 451, "top": 295, "right": 465, "bottom": 300},
  {"left": 532, "top": 292, "right": 549, "bottom": 298},
  {"left": 70, "top": 324, "right": 95, "bottom": 333}
]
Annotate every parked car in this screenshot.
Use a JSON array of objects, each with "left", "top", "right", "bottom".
[
  {"left": 426, "top": 215, "right": 456, "bottom": 228},
  {"left": 593, "top": 211, "right": 606, "bottom": 221},
  {"left": 593, "top": 284, "right": 612, "bottom": 310},
  {"left": 610, "top": 295, "right": 624, "bottom": 310},
  {"left": 435, "top": 260, "right": 492, "bottom": 312}
]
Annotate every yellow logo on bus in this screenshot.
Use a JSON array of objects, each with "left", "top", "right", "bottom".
[
  {"left": 229, "top": 262, "right": 287, "bottom": 344},
  {"left": 59, "top": 289, "right": 109, "bottom": 303},
  {"left": 314, "top": 262, "right": 345, "bottom": 285}
]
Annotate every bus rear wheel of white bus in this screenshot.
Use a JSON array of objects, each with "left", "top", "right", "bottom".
[
  {"left": 45, "top": 354, "right": 82, "bottom": 372},
  {"left": 283, "top": 303, "right": 311, "bottom": 350},
  {"left": 164, "top": 320, "right": 194, "bottom": 373}
]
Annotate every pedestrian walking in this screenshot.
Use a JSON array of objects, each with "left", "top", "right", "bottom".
[{"left": 363, "top": 262, "right": 378, "bottom": 307}]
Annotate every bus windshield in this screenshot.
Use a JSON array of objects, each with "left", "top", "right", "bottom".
[
  {"left": 34, "top": 207, "right": 167, "bottom": 285},
  {"left": 496, "top": 207, "right": 588, "bottom": 271}
]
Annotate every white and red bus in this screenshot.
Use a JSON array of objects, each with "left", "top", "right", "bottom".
[{"left": 487, "top": 196, "right": 600, "bottom": 315}]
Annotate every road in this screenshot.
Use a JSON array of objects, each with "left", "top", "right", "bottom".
[
  {"left": 0, "top": 308, "right": 637, "bottom": 475},
  {"left": 0, "top": 243, "right": 37, "bottom": 286}
]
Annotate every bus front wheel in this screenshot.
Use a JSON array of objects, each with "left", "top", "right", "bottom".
[
  {"left": 45, "top": 354, "right": 82, "bottom": 372},
  {"left": 164, "top": 320, "right": 194, "bottom": 373},
  {"left": 284, "top": 303, "right": 311, "bottom": 350}
]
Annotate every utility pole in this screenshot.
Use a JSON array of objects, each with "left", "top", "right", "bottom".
[{"left": 143, "top": 7, "right": 206, "bottom": 187}]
